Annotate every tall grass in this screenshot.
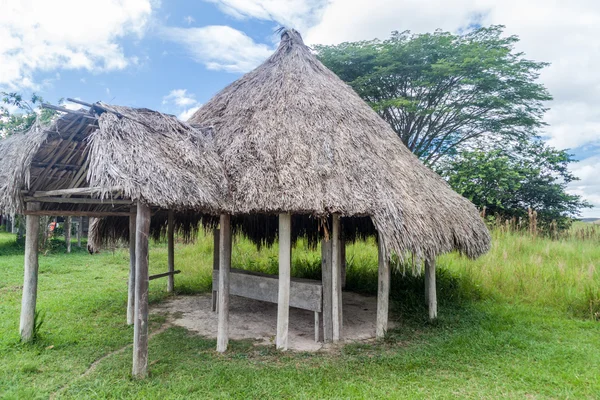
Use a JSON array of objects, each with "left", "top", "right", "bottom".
[{"left": 150, "top": 224, "right": 599, "bottom": 321}]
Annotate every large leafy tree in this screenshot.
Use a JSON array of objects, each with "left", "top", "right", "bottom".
[
  {"left": 439, "top": 141, "right": 591, "bottom": 227},
  {"left": 315, "top": 26, "right": 552, "bottom": 165},
  {"left": 1, "top": 92, "right": 54, "bottom": 137}
]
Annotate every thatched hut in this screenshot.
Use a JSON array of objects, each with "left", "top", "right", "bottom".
[
  {"left": 187, "top": 29, "right": 491, "bottom": 352},
  {"left": 0, "top": 101, "right": 228, "bottom": 377}
]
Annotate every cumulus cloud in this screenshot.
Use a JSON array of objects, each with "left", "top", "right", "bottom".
[
  {"left": 204, "top": 0, "right": 329, "bottom": 32},
  {"left": 568, "top": 156, "right": 600, "bottom": 218},
  {"left": 162, "top": 89, "right": 201, "bottom": 121},
  {"left": 0, "top": 0, "right": 154, "bottom": 90},
  {"left": 163, "top": 25, "right": 273, "bottom": 73}
]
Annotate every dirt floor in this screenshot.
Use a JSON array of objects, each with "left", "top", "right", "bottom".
[{"left": 152, "top": 292, "right": 390, "bottom": 351}]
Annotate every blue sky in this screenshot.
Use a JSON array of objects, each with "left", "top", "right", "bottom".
[{"left": 1, "top": 0, "right": 599, "bottom": 217}]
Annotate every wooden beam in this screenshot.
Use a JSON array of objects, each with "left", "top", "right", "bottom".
[
  {"left": 127, "top": 208, "right": 136, "bottom": 326},
  {"left": 167, "top": 210, "right": 175, "bottom": 293},
  {"left": 376, "top": 238, "right": 390, "bottom": 339},
  {"left": 41, "top": 103, "right": 96, "bottom": 118},
  {"left": 31, "top": 187, "right": 122, "bottom": 198},
  {"left": 25, "top": 196, "right": 133, "bottom": 205},
  {"left": 425, "top": 258, "right": 437, "bottom": 320},
  {"left": 149, "top": 270, "right": 181, "bottom": 281},
  {"left": 217, "top": 214, "right": 232, "bottom": 353},
  {"left": 65, "top": 98, "right": 94, "bottom": 108},
  {"left": 276, "top": 213, "right": 292, "bottom": 350},
  {"left": 331, "top": 214, "right": 342, "bottom": 342},
  {"left": 19, "top": 202, "right": 41, "bottom": 342},
  {"left": 24, "top": 210, "right": 133, "bottom": 218},
  {"left": 132, "top": 201, "right": 150, "bottom": 378},
  {"left": 321, "top": 237, "right": 333, "bottom": 343},
  {"left": 211, "top": 228, "right": 220, "bottom": 313}
]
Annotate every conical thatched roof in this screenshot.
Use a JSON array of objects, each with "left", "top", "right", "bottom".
[
  {"left": 189, "top": 29, "right": 490, "bottom": 260},
  {"left": 0, "top": 103, "right": 228, "bottom": 216}
]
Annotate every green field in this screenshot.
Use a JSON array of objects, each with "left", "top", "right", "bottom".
[{"left": 0, "top": 228, "right": 599, "bottom": 399}]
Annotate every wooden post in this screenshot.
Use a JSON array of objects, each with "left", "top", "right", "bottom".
[
  {"left": 276, "top": 213, "right": 292, "bottom": 350},
  {"left": 217, "top": 214, "right": 232, "bottom": 352},
  {"left": 127, "top": 207, "right": 136, "bottom": 325},
  {"left": 376, "top": 237, "right": 390, "bottom": 339},
  {"left": 321, "top": 237, "right": 333, "bottom": 342},
  {"left": 19, "top": 202, "right": 41, "bottom": 342},
  {"left": 211, "top": 228, "right": 220, "bottom": 312},
  {"left": 167, "top": 210, "right": 175, "bottom": 293},
  {"left": 425, "top": 258, "right": 437, "bottom": 320},
  {"left": 64, "top": 217, "right": 71, "bottom": 253},
  {"left": 341, "top": 233, "right": 346, "bottom": 289},
  {"left": 77, "top": 216, "right": 83, "bottom": 248},
  {"left": 331, "top": 214, "right": 342, "bottom": 342},
  {"left": 132, "top": 202, "right": 150, "bottom": 378}
]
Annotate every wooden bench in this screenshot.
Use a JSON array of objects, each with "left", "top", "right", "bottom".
[{"left": 212, "top": 269, "right": 323, "bottom": 342}]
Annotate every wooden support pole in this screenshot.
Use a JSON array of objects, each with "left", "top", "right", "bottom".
[
  {"left": 276, "top": 213, "right": 292, "bottom": 350},
  {"left": 376, "top": 237, "right": 390, "bottom": 339},
  {"left": 425, "top": 258, "right": 437, "bottom": 320},
  {"left": 167, "top": 210, "right": 175, "bottom": 293},
  {"left": 64, "top": 217, "right": 71, "bottom": 253},
  {"left": 77, "top": 216, "right": 83, "bottom": 248},
  {"left": 211, "top": 228, "right": 220, "bottom": 312},
  {"left": 321, "top": 238, "right": 333, "bottom": 343},
  {"left": 19, "top": 202, "right": 41, "bottom": 342},
  {"left": 341, "top": 233, "right": 347, "bottom": 289},
  {"left": 127, "top": 208, "right": 136, "bottom": 326},
  {"left": 331, "top": 214, "right": 342, "bottom": 342},
  {"left": 132, "top": 202, "right": 150, "bottom": 378},
  {"left": 217, "top": 214, "right": 232, "bottom": 353}
]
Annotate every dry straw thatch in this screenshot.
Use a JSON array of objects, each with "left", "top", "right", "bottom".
[
  {"left": 0, "top": 103, "right": 228, "bottom": 216},
  {"left": 189, "top": 29, "right": 491, "bottom": 261}
]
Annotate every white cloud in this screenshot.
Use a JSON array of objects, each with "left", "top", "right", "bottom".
[
  {"left": 184, "top": 15, "right": 195, "bottom": 25},
  {"left": 162, "top": 89, "right": 201, "bottom": 121},
  {"left": 178, "top": 106, "right": 201, "bottom": 121},
  {"left": 204, "top": 0, "right": 329, "bottom": 32},
  {"left": 163, "top": 89, "right": 197, "bottom": 107},
  {"left": 568, "top": 156, "right": 600, "bottom": 218},
  {"left": 0, "top": 0, "right": 154, "bottom": 90},
  {"left": 163, "top": 25, "right": 273, "bottom": 73}
]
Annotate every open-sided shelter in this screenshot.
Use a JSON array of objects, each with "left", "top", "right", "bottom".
[
  {"left": 0, "top": 101, "right": 228, "bottom": 377},
  {"left": 188, "top": 29, "right": 491, "bottom": 353}
]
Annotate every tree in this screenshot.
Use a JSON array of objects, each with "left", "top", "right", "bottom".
[
  {"left": 315, "top": 26, "right": 552, "bottom": 165},
  {"left": 438, "top": 141, "right": 591, "bottom": 228},
  {"left": 1, "top": 92, "right": 54, "bottom": 138}
]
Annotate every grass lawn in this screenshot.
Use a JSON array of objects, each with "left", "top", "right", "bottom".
[{"left": 0, "top": 229, "right": 598, "bottom": 399}]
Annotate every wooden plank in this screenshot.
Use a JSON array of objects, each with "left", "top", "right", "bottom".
[
  {"left": 376, "top": 238, "right": 390, "bottom": 339},
  {"left": 314, "top": 312, "right": 320, "bottom": 343},
  {"left": 212, "top": 270, "right": 322, "bottom": 312},
  {"left": 425, "top": 258, "right": 437, "bottom": 320},
  {"left": 41, "top": 103, "right": 96, "bottom": 117},
  {"left": 25, "top": 196, "right": 133, "bottom": 205},
  {"left": 24, "top": 210, "right": 132, "bottom": 218},
  {"left": 321, "top": 238, "right": 333, "bottom": 343},
  {"left": 132, "top": 202, "right": 150, "bottom": 378},
  {"left": 149, "top": 270, "right": 181, "bottom": 281},
  {"left": 31, "top": 187, "right": 121, "bottom": 197},
  {"left": 331, "top": 214, "right": 342, "bottom": 342},
  {"left": 64, "top": 216, "right": 71, "bottom": 253},
  {"left": 167, "top": 210, "right": 175, "bottom": 293},
  {"left": 217, "top": 214, "right": 232, "bottom": 353},
  {"left": 276, "top": 213, "right": 292, "bottom": 350},
  {"left": 211, "top": 228, "right": 220, "bottom": 312},
  {"left": 127, "top": 209, "right": 136, "bottom": 326},
  {"left": 19, "top": 202, "right": 41, "bottom": 342},
  {"left": 66, "top": 98, "right": 94, "bottom": 108}
]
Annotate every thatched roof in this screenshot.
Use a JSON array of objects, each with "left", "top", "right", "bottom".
[
  {"left": 0, "top": 102, "right": 228, "bottom": 216},
  {"left": 189, "top": 29, "right": 491, "bottom": 260}
]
